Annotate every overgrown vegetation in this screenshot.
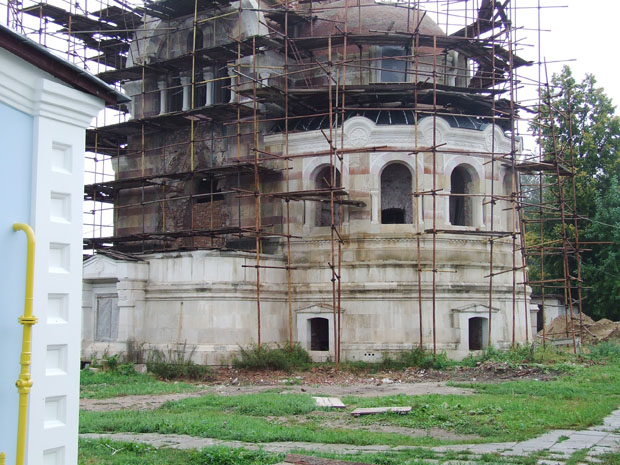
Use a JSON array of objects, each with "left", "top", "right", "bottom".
[
  {"left": 233, "top": 343, "right": 312, "bottom": 371},
  {"left": 146, "top": 345, "right": 213, "bottom": 381}
]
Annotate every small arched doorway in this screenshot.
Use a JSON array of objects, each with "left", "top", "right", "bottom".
[
  {"left": 309, "top": 318, "right": 329, "bottom": 351},
  {"left": 450, "top": 164, "right": 475, "bottom": 226},
  {"left": 315, "top": 165, "right": 341, "bottom": 227},
  {"left": 468, "top": 317, "right": 488, "bottom": 350},
  {"left": 381, "top": 163, "right": 413, "bottom": 224}
]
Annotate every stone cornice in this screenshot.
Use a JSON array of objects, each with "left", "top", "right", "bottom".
[{"left": 0, "top": 49, "right": 103, "bottom": 127}]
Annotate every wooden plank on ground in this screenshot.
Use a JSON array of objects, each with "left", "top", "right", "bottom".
[
  {"left": 281, "top": 453, "right": 376, "bottom": 465},
  {"left": 312, "top": 396, "right": 345, "bottom": 408},
  {"left": 350, "top": 406, "right": 412, "bottom": 417}
]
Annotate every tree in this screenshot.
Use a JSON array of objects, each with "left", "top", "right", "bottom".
[
  {"left": 528, "top": 66, "right": 620, "bottom": 320},
  {"left": 582, "top": 177, "right": 620, "bottom": 320}
]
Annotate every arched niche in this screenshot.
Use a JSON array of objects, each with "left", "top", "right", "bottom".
[{"left": 380, "top": 162, "right": 413, "bottom": 224}]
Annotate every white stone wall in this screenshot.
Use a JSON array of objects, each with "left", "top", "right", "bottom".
[{"left": 82, "top": 115, "right": 529, "bottom": 364}]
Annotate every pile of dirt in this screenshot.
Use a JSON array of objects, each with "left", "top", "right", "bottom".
[{"left": 540, "top": 313, "right": 620, "bottom": 343}]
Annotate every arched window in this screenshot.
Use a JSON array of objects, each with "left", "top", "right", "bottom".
[
  {"left": 187, "top": 28, "right": 203, "bottom": 52},
  {"left": 450, "top": 164, "right": 475, "bottom": 226},
  {"left": 381, "top": 163, "right": 413, "bottom": 224},
  {"left": 503, "top": 172, "right": 515, "bottom": 231},
  {"left": 315, "top": 165, "right": 341, "bottom": 227}
]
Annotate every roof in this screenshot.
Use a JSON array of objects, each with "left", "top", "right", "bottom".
[{"left": 0, "top": 23, "right": 130, "bottom": 105}]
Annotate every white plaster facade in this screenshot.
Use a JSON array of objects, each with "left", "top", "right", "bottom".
[{"left": 0, "top": 38, "right": 107, "bottom": 465}]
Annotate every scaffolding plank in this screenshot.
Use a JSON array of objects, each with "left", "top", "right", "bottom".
[
  {"left": 97, "top": 35, "right": 280, "bottom": 84},
  {"left": 138, "top": 0, "right": 232, "bottom": 19}
]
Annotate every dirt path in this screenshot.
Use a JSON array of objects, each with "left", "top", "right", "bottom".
[{"left": 80, "top": 381, "right": 473, "bottom": 412}]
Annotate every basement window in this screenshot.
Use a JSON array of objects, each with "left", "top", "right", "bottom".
[
  {"left": 381, "top": 163, "right": 412, "bottom": 224},
  {"left": 468, "top": 317, "right": 488, "bottom": 350},
  {"left": 309, "top": 317, "right": 329, "bottom": 351}
]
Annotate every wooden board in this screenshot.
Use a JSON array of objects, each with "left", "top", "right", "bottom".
[
  {"left": 312, "top": 397, "right": 345, "bottom": 409},
  {"left": 280, "top": 454, "right": 376, "bottom": 465},
  {"left": 350, "top": 406, "right": 412, "bottom": 417}
]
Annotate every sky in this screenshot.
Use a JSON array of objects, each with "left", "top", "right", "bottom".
[{"left": 521, "top": 0, "right": 620, "bottom": 107}]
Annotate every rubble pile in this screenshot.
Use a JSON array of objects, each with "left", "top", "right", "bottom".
[{"left": 540, "top": 313, "right": 620, "bottom": 343}]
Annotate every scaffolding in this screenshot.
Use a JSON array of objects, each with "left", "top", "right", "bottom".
[{"left": 1, "top": 0, "right": 587, "bottom": 364}]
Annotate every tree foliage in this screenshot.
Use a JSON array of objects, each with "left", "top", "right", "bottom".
[{"left": 528, "top": 66, "right": 620, "bottom": 320}]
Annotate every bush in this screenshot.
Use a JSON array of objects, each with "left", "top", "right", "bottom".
[
  {"left": 458, "top": 344, "right": 577, "bottom": 367},
  {"left": 233, "top": 343, "right": 311, "bottom": 371},
  {"left": 146, "top": 344, "right": 213, "bottom": 381}
]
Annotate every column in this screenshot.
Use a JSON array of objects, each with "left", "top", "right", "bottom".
[
  {"left": 157, "top": 80, "right": 168, "bottom": 115},
  {"left": 203, "top": 68, "right": 214, "bottom": 106},
  {"left": 180, "top": 75, "right": 192, "bottom": 111}
]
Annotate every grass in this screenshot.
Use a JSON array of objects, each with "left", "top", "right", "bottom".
[
  {"left": 80, "top": 359, "right": 620, "bottom": 446},
  {"left": 78, "top": 439, "right": 283, "bottom": 465},
  {"left": 79, "top": 439, "right": 544, "bottom": 465},
  {"left": 80, "top": 369, "right": 201, "bottom": 399},
  {"left": 599, "top": 451, "right": 620, "bottom": 465}
]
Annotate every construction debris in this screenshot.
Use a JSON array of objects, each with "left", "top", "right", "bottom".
[
  {"left": 312, "top": 397, "right": 345, "bottom": 409},
  {"left": 539, "top": 314, "right": 620, "bottom": 344}
]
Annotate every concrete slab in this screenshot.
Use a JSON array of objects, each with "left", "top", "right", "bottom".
[{"left": 313, "top": 397, "right": 345, "bottom": 408}]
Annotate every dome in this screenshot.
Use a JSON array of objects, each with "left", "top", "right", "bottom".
[{"left": 299, "top": 0, "right": 445, "bottom": 38}]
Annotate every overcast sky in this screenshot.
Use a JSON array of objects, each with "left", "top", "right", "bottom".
[{"left": 521, "top": 0, "right": 620, "bottom": 105}]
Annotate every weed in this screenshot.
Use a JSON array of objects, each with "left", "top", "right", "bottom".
[
  {"left": 233, "top": 343, "right": 311, "bottom": 371},
  {"left": 586, "top": 341, "right": 620, "bottom": 361},
  {"left": 565, "top": 448, "right": 589, "bottom": 465},
  {"left": 195, "top": 446, "right": 282, "bottom": 465},
  {"left": 146, "top": 343, "right": 213, "bottom": 381},
  {"left": 382, "top": 348, "right": 450, "bottom": 370}
]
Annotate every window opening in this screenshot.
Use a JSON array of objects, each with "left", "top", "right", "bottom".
[
  {"left": 381, "top": 163, "right": 413, "bottom": 224},
  {"left": 96, "top": 295, "right": 119, "bottom": 341},
  {"left": 380, "top": 46, "right": 407, "bottom": 83},
  {"left": 315, "top": 166, "right": 341, "bottom": 227},
  {"left": 194, "top": 176, "right": 224, "bottom": 203},
  {"left": 310, "top": 318, "right": 329, "bottom": 351},
  {"left": 468, "top": 317, "right": 488, "bottom": 350},
  {"left": 450, "top": 165, "right": 474, "bottom": 226}
]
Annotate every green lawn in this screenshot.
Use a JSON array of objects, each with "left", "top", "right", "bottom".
[
  {"left": 80, "top": 369, "right": 201, "bottom": 399},
  {"left": 80, "top": 362, "right": 620, "bottom": 446}
]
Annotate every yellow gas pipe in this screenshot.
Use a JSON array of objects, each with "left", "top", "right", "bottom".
[{"left": 12, "top": 223, "right": 37, "bottom": 465}]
